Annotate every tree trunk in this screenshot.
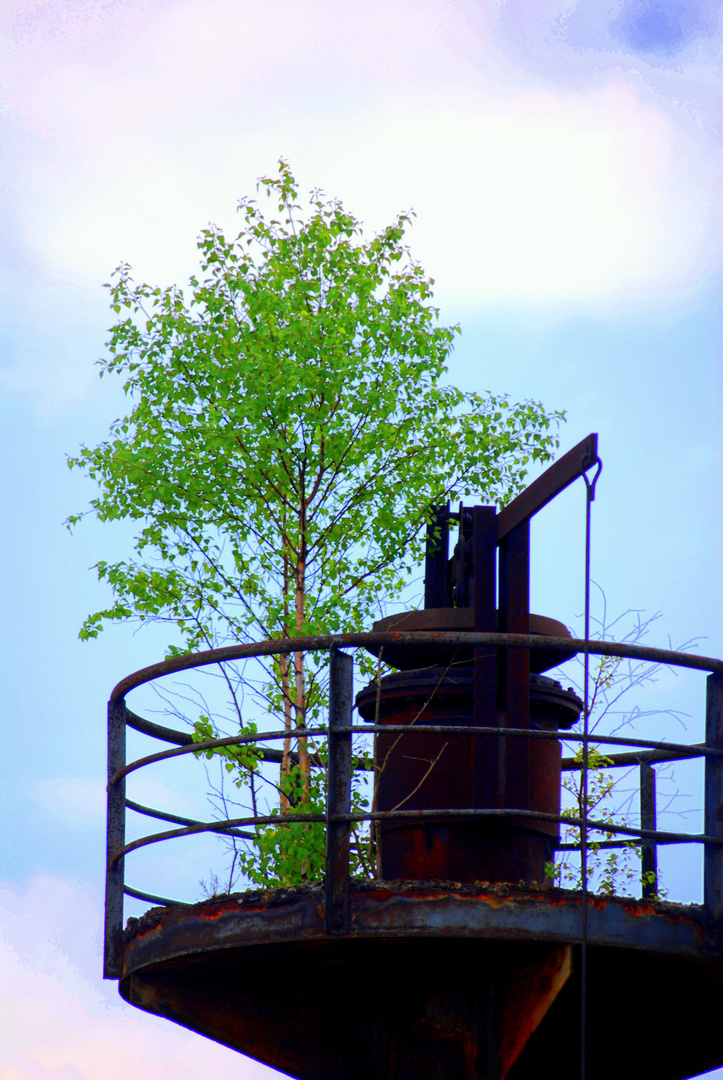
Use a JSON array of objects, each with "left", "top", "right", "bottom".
[
  {"left": 278, "top": 651, "right": 293, "bottom": 813},
  {"left": 294, "top": 552, "right": 310, "bottom": 801}
]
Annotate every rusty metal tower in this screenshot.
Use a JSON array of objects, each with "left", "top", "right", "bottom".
[{"left": 104, "top": 434, "right": 723, "bottom": 1080}]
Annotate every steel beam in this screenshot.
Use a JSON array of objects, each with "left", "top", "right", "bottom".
[
  {"left": 325, "top": 649, "right": 354, "bottom": 934},
  {"left": 496, "top": 434, "right": 598, "bottom": 543},
  {"left": 498, "top": 521, "right": 531, "bottom": 813},
  {"left": 640, "top": 763, "right": 657, "bottom": 900},
  {"left": 104, "top": 697, "right": 127, "bottom": 978},
  {"left": 424, "top": 502, "right": 451, "bottom": 608},
  {"left": 705, "top": 673, "right": 723, "bottom": 915},
  {"left": 473, "top": 507, "right": 499, "bottom": 809}
]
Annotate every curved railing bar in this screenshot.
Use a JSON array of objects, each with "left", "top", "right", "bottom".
[
  {"left": 124, "top": 703, "right": 708, "bottom": 773},
  {"left": 112, "top": 811, "right": 326, "bottom": 867},
  {"left": 111, "top": 804, "right": 723, "bottom": 871},
  {"left": 558, "top": 839, "right": 655, "bottom": 852},
  {"left": 113, "top": 725, "right": 327, "bottom": 784},
  {"left": 126, "top": 798, "right": 206, "bottom": 828},
  {"left": 124, "top": 698, "right": 709, "bottom": 774},
  {"left": 114, "top": 707, "right": 722, "bottom": 884},
  {"left": 125, "top": 798, "right": 257, "bottom": 838},
  {"left": 126, "top": 709, "right": 192, "bottom": 746},
  {"left": 124, "top": 884, "right": 187, "bottom": 907},
  {"left": 562, "top": 744, "right": 707, "bottom": 770},
  {"left": 118, "top": 731, "right": 715, "bottom": 869},
  {"left": 110, "top": 632, "right": 723, "bottom": 701},
  {"left": 346, "top": 725, "right": 723, "bottom": 759},
  {"left": 126, "top": 707, "right": 314, "bottom": 771},
  {"left": 111, "top": 723, "right": 723, "bottom": 790}
]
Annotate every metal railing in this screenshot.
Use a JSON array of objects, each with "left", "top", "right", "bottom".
[{"left": 104, "top": 632, "right": 723, "bottom": 977}]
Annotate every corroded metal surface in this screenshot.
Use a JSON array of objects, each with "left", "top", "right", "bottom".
[
  {"left": 364, "top": 610, "right": 577, "bottom": 673},
  {"left": 356, "top": 667, "right": 581, "bottom": 885},
  {"left": 119, "top": 884, "right": 723, "bottom": 1080},
  {"left": 105, "top": 437, "right": 723, "bottom": 1078},
  {"left": 121, "top": 884, "right": 713, "bottom": 977},
  {"left": 349, "top": 884, "right": 710, "bottom": 959}
]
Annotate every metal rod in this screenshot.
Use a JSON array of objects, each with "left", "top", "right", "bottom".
[
  {"left": 559, "top": 838, "right": 678, "bottom": 851},
  {"left": 424, "top": 502, "right": 450, "bottom": 607},
  {"left": 124, "top": 884, "right": 187, "bottom": 906},
  {"left": 113, "top": 724, "right": 723, "bottom": 790},
  {"left": 562, "top": 744, "right": 709, "bottom": 769},
  {"left": 580, "top": 452, "right": 602, "bottom": 1080},
  {"left": 111, "top": 805, "right": 723, "bottom": 870},
  {"left": 133, "top": 704, "right": 697, "bottom": 770},
  {"left": 344, "top": 726, "right": 723, "bottom": 758},
  {"left": 104, "top": 697, "right": 127, "bottom": 979},
  {"left": 704, "top": 673, "right": 723, "bottom": 915},
  {"left": 325, "top": 649, "right": 354, "bottom": 934},
  {"left": 640, "top": 763, "right": 658, "bottom": 899},
  {"left": 126, "top": 709, "right": 193, "bottom": 745},
  {"left": 113, "top": 725, "right": 328, "bottom": 783},
  {"left": 126, "top": 708, "right": 320, "bottom": 767},
  {"left": 125, "top": 798, "right": 256, "bottom": 837},
  {"left": 473, "top": 506, "right": 499, "bottom": 811},
  {"left": 110, "top": 632, "right": 723, "bottom": 701},
  {"left": 498, "top": 520, "right": 531, "bottom": 816}
]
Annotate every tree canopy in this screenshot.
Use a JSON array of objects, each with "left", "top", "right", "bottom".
[
  {"left": 70, "top": 161, "right": 562, "bottom": 654},
  {"left": 69, "top": 161, "right": 564, "bottom": 885}
]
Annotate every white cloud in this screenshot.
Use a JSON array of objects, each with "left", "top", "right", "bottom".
[
  {"left": 1, "top": 0, "right": 717, "bottom": 302},
  {"left": 0, "top": 876, "right": 284, "bottom": 1079},
  {"left": 325, "top": 79, "right": 719, "bottom": 309},
  {"left": 0, "top": 0, "right": 720, "bottom": 412}
]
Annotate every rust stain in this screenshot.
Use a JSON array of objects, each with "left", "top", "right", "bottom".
[
  {"left": 123, "top": 882, "right": 710, "bottom": 955},
  {"left": 623, "top": 901, "right": 658, "bottom": 917}
]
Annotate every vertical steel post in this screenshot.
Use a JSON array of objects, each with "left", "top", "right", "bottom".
[
  {"left": 325, "top": 648, "right": 354, "bottom": 935},
  {"left": 704, "top": 673, "right": 723, "bottom": 915},
  {"left": 498, "top": 520, "right": 530, "bottom": 811},
  {"left": 473, "top": 507, "right": 498, "bottom": 805},
  {"left": 639, "top": 762, "right": 657, "bottom": 899},
  {"left": 424, "top": 503, "right": 450, "bottom": 609},
  {"left": 472, "top": 507, "right": 497, "bottom": 638},
  {"left": 104, "top": 697, "right": 127, "bottom": 978}
]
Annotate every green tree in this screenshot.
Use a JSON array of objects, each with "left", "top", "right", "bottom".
[
  {"left": 69, "top": 161, "right": 563, "bottom": 885},
  {"left": 547, "top": 602, "right": 688, "bottom": 898}
]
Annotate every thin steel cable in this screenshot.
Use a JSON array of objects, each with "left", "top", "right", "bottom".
[{"left": 580, "top": 456, "right": 602, "bottom": 1080}]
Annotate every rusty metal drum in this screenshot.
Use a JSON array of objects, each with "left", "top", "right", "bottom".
[{"left": 356, "top": 668, "right": 582, "bottom": 885}]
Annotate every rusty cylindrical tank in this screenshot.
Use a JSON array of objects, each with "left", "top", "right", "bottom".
[{"left": 356, "top": 611, "right": 582, "bottom": 885}]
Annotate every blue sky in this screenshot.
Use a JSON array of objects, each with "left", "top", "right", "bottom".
[{"left": 0, "top": 0, "right": 721, "bottom": 1076}]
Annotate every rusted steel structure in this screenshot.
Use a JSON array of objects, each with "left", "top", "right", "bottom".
[
  {"left": 104, "top": 434, "right": 723, "bottom": 1080},
  {"left": 354, "top": 644, "right": 583, "bottom": 886}
]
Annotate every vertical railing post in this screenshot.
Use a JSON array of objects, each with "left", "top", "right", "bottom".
[
  {"left": 498, "top": 520, "right": 531, "bottom": 812},
  {"left": 104, "top": 697, "right": 127, "bottom": 978},
  {"left": 325, "top": 648, "right": 353, "bottom": 935},
  {"left": 472, "top": 507, "right": 498, "bottom": 808},
  {"left": 704, "top": 673, "right": 723, "bottom": 916},
  {"left": 639, "top": 762, "right": 657, "bottom": 899},
  {"left": 424, "top": 502, "right": 450, "bottom": 608}
]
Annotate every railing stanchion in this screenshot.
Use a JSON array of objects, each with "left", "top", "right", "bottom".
[
  {"left": 640, "top": 762, "right": 657, "bottom": 899},
  {"left": 705, "top": 673, "right": 723, "bottom": 916},
  {"left": 104, "top": 697, "right": 127, "bottom": 978},
  {"left": 325, "top": 648, "right": 354, "bottom": 935}
]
